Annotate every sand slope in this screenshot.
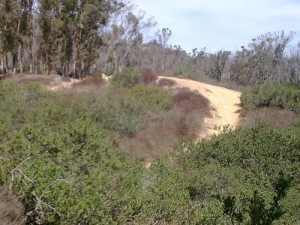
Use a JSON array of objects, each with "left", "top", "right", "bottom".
[{"left": 157, "top": 76, "right": 241, "bottom": 138}]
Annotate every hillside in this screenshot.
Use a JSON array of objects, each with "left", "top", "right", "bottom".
[
  {"left": 156, "top": 76, "right": 241, "bottom": 138},
  {"left": 0, "top": 73, "right": 299, "bottom": 224},
  {"left": 24, "top": 74, "right": 241, "bottom": 139}
]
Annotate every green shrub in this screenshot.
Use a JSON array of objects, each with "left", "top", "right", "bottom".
[
  {"left": 111, "top": 67, "right": 140, "bottom": 88},
  {"left": 90, "top": 86, "right": 173, "bottom": 136},
  {"left": 1, "top": 80, "right": 299, "bottom": 224},
  {"left": 241, "top": 83, "right": 300, "bottom": 113},
  {"left": 124, "top": 85, "right": 173, "bottom": 111},
  {"left": 173, "top": 121, "right": 300, "bottom": 224}
]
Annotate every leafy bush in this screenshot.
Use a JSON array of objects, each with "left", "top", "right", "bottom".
[
  {"left": 241, "top": 83, "right": 300, "bottom": 113},
  {"left": 1, "top": 80, "right": 299, "bottom": 224},
  {"left": 125, "top": 85, "right": 173, "bottom": 111},
  {"left": 90, "top": 86, "right": 173, "bottom": 136},
  {"left": 173, "top": 121, "right": 300, "bottom": 224},
  {"left": 111, "top": 67, "right": 140, "bottom": 88}
]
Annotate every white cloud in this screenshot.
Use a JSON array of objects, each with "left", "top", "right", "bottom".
[{"left": 132, "top": 0, "right": 300, "bottom": 53}]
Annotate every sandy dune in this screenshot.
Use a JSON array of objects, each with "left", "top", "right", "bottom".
[{"left": 157, "top": 76, "right": 241, "bottom": 138}]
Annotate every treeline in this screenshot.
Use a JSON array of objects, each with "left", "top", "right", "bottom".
[
  {"left": 0, "top": 0, "right": 183, "bottom": 78},
  {"left": 0, "top": 0, "right": 126, "bottom": 77},
  {"left": 1, "top": 0, "right": 299, "bottom": 85},
  {"left": 0, "top": 0, "right": 154, "bottom": 77},
  {"left": 170, "top": 31, "right": 300, "bottom": 85}
]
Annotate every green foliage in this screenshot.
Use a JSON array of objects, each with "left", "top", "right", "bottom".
[
  {"left": 173, "top": 122, "right": 300, "bottom": 224},
  {"left": 111, "top": 67, "right": 140, "bottom": 88},
  {"left": 90, "top": 85, "right": 172, "bottom": 136},
  {"left": 221, "top": 195, "right": 243, "bottom": 224},
  {"left": 241, "top": 83, "right": 300, "bottom": 113},
  {"left": 0, "top": 81, "right": 177, "bottom": 224},
  {"left": 173, "top": 67, "right": 197, "bottom": 77},
  {"left": 139, "top": 159, "right": 191, "bottom": 224},
  {"left": 0, "top": 81, "right": 299, "bottom": 224},
  {"left": 124, "top": 85, "right": 173, "bottom": 111}
]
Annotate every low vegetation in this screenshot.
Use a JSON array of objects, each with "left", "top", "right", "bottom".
[
  {"left": 241, "top": 83, "right": 300, "bottom": 114},
  {"left": 173, "top": 121, "right": 300, "bottom": 224},
  {"left": 90, "top": 85, "right": 173, "bottom": 136},
  {"left": 0, "top": 71, "right": 299, "bottom": 224},
  {"left": 1, "top": 0, "right": 299, "bottom": 223}
]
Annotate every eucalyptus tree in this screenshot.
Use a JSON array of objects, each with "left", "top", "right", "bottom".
[
  {"left": 37, "top": 0, "right": 61, "bottom": 75},
  {"left": 100, "top": 2, "right": 156, "bottom": 74},
  {"left": 72, "top": 0, "right": 125, "bottom": 78},
  {"left": 0, "top": 0, "right": 20, "bottom": 73},
  {"left": 230, "top": 31, "right": 295, "bottom": 85},
  {"left": 18, "top": 0, "right": 34, "bottom": 73},
  {"left": 35, "top": 0, "right": 123, "bottom": 76},
  {"left": 205, "top": 50, "right": 231, "bottom": 81},
  {"left": 287, "top": 43, "right": 300, "bottom": 83}
]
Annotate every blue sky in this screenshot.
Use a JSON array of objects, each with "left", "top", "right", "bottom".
[{"left": 132, "top": 0, "right": 300, "bottom": 53}]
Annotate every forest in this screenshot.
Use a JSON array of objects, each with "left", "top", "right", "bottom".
[{"left": 0, "top": 0, "right": 300, "bottom": 224}]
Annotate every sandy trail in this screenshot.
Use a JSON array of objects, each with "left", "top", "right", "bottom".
[{"left": 157, "top": 76, "right": 241, "bottom": 138}]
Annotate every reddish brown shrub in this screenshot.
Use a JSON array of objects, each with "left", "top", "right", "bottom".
[
  {"left": 157, "top": 78, "right": 176, "bottom": 87},
  {"left": 16, "top": 75, "right": 53, "bottom": 86},
  {"left": 139, "top": 68, "right": 157, "bottom": 85},
  {"left": 120, "top": 88, "right": 212, "bottom": 162},
  {"left": 0, "top": 186, "right": 24, "bottom": 225},
  {"left": 240, "top": 107, "right": 296, "bottom": 128},
  {"left": 73, "top": 75, "right": 106, "bottom": 87},
  {"left": 172, "top": 88, "right": 210, "bottom": 112},
  {"left": 61, "top": 77, "right": 71, "bottom": 82}
]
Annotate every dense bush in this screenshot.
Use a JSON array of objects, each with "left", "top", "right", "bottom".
[
  {"left": 0, "top": 82, "right": 158, "bottom": 223},
  {"left": 173, "top": 121, "right": 300, "bottom": 224},
  {"left": 110, "top": 67, "right": 140, "bottom": 88},
  {"left": 0, "top": 81, "right": 184, "bottom": 224},
  {"left": 90, "top": 85, "right": 172, "bottom": 136},
  {"left": 0, "top": 81, "right": 299, "bottom": 224},
  {"left": 241, "top": 83, "right": 300, "bottom": 113},
  {"left": 139, "top": 68, "right": 157, "bottom": 85}
]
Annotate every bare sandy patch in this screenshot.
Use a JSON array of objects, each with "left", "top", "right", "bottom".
[{"left": 157, "top": 76, "right": 241, "bottom": 139}]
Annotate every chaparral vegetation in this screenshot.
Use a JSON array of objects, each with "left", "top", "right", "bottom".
[{"left": 0, "top": 0, "right": 299, "bottom": 224}]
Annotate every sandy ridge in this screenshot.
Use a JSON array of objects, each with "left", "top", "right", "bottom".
[{"left": 157, "top": 76, "right": 241, "bottom": 138}]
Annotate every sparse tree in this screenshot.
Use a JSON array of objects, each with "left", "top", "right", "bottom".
[
  {"left": 230, "top": 31, "right": 295, "bottom": 85},
  {"left": 205, "top": 50, "right": 231, "bottom": 81}
]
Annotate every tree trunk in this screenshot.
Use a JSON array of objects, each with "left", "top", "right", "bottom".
[
  {"left": 29, "top": 38, "right": 34, "bottom": 73},
  {"left": 29, "top": 1, "right": 34, "bottom": 74},
  {"left": 0, "top": 56, "right": 4, "bottom": 73},
  {"left": 29, "top": 51, "right": 33, "bottom": 74},
  {"left": 5, "top": 54, "right": 9, "bottom": 73},
  {"left": 13, "top": 50, "right": 18, "bottom": 74},
  {"left": 18, "top": 44, "right": 23, "bottom": 74}
]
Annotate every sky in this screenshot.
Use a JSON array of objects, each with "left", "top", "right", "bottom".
[{"left": 132, "top": 0, "right": 300, "bottom": 53}]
